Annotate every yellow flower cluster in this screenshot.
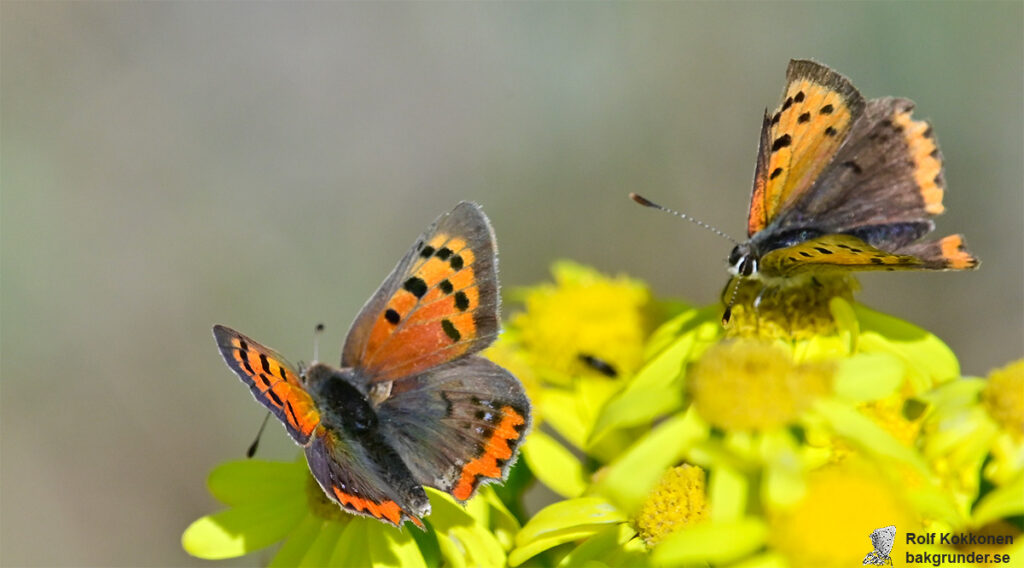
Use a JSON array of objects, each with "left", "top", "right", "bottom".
[{"left": 184, "top": 263, "right": 1022, "bottom": 567}]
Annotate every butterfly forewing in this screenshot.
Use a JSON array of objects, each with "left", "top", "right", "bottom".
[
  {"left": 748, "top": 60, "right": 866, "bottom": 236},
  {"left": 342, "top": 202, "right": 500, "bottom": 383},
  {"left": 212, "top": 325, "right": 320, "bottom": 444}
]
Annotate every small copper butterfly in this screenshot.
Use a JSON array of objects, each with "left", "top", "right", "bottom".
[
  {"left": 213, "top": 202, "right": 531, "bottom": 528},
  {"left": 634, "top": 60, "right": 978, "bottom": 322}
]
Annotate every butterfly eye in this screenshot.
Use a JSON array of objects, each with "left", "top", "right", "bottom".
[{"left": 728, "top": 246, "right": 743, "bottom": 266}]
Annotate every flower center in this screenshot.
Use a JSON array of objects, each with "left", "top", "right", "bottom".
[
  {"left": 724, "top": 274, "right": 858, "bottom": 339},
  {"left": 633, "top": 464, "right": 708, "bottom": 548},
  {"left": 689, "top": 340, "right": 834, "bottom": 430},
  {"left": 981, "top": 359, "right": 1024, "bottom": 439}
]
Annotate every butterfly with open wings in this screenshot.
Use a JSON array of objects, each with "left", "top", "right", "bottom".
[{"left": 213, "top": 202, "right": 531, "bottom": 528}]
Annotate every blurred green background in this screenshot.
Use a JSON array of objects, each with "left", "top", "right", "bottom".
[{"left": 2, "top": 3, "right": 1021, "bottom": 566}]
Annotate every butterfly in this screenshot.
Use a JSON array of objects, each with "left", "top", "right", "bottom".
[
  {"left": 213, "top": 202, "right": 531, "bottom": 528},
  {"left": 633, "top": 60, "right": 978, "bottom": 322},
  {"left": 863, "top": 525, "right": 896, "bottom": 566}
]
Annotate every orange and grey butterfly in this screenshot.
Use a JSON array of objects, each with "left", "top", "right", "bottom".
[
  {"left": 728, "top": 59, "right": 978, "bottom": 283},
  {"left": 212, "top": 202, "right": 530, "bottom": 529}
]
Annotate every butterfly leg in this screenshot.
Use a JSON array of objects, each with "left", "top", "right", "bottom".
[{"left": 751, "top": 284, "right": 772, "bottom": 338}]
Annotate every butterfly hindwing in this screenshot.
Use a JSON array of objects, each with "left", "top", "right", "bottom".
[
  {"left": 306, "top": 428, "right": 429, "bottom": 528},
  {"left": 776, "top": 98, "right": 946, "bottom": 232},
  {"left": 374, "top": 356, "right": 530, "bottom": 502},
  {"left": 748, "top": 59, "right": 866, "bottom": 236},
  {"left": 212, "top": 325, "right": 320, "bottom": 445},
  {"left": 342, "top": 202, "right": 500, "bottom": 383}
]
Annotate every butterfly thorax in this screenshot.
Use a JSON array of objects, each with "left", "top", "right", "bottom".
[{"left": 303, "top": 363, "right": 379, "bottom": 434}]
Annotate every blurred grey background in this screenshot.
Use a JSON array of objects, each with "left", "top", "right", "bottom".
[{"left": 3, "top": 3, "right": 1021, "bottom": 566}]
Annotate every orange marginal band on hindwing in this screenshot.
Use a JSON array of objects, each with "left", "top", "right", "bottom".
[
  {"left": 212, "top": 325, "right": 320, "bottom": 444},
  {"left": 330, "top": 486, "right": 424, "bottom": 529},
  {"left": 343, "top": 202, "right": 500, "bottom": 383},
  {"left": 451, "top": 404, "right": 528, "bottom": 501},
  {"left": 748, "top": 60, "right": 865, "bottom": 236}
]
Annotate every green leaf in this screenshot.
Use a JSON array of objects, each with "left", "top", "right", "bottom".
[
  {"left": 591, "top": 409, "right": 707, "bottom": 514},
  {"left": 523, "top": 430, "right": 588, "bottom": 498},
  {"left": 651, "top": 517, "right": 767, "bottom": 565},
  {"left": 323, "top": 518, "right": 366, "bottom": 567},
  {"left": 269, "top": 515, "right": 324, "bottom": 567},
  {"left": 813, "top": 399, "right": 930, "bottom": 475},
  {"left": 708, "top": 464, "right": 747, "bottom": 522},
  {"left": 972, "top": 473, "right": 1024, "bottom": 525},
  {"left": 588, "top": 328, "right": 700, "bottom": 445},
  {"left": 855, "top": 304, "right": 960, "bottom": 391},
  {"left": 555, "top": 523, "right": 644, "bottom": 568},
  {"left": 370, "top": 524, "right": 428, "bottom": 568},
  {"left": 510, "top": 497, "right": 625, "bottom": 565},
  {"left": 538, "top": 389, "right": 589, "bottom": 449},
  {"left": 182, "top": 497, "right": 307, "bottom": 559},
  {"left": 207, "top": 459, "right": 307, "bottom": 506},
  {"left": 833, "top": 353, "right": 905, "bottom": 402}
]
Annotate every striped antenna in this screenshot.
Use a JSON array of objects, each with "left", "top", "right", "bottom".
[{"left": 629, "top": 193, "right": 739, "bottom": 245}]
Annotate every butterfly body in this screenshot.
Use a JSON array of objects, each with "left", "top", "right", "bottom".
[{"left": 213, "top": 202, "right": 530, "bottom": 528}]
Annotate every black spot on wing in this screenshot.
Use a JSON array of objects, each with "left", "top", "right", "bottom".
[
  {"left": 259, "top": 354, "right": 272, "bottom": 374},
  {"left": 825, "top": 126, "right": 837, "bottom": 136},
  {"left": 436, "top": 247, "right": 453, "bottom": 260},
  {"left": 441, "top": 319, "right": 461, "bottom": 342},
  {"left": 797, "top": 112, "right": 810, "bottom": 123},
  {"left": 384, "top": 309, "right": 400, "bottom": 324},
  {"left": 403, "top": 277, "right": 428, "bottom": 298},
  {"left": 450, "top": 255, "right": 464, "bottom": 270},
  {"left": 439, "top": 279, "right": 454, "bottom": 294},
  {"left": 769, "top": 167, "right": 783, "bottom": 180},
  {"left": 267, "top": 388, "right": 284, "bottom": 406},
  {"left": 420, "top": 245, "right": 435, "bottom": 258},
  {"left": 771, "top": 134, "right": 792, "bottom": 152},
  {"left": 454, "top": 291, "right": 470, "bottom": 311},
  {"left": 820, "top": 104, "right": 834, "bottom": 114}
]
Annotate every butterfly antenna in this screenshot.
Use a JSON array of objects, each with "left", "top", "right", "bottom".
[
  {"left": 312, "top": 323, "right": 325, "bottom": 363},
  {"left": 246, "top": 411, "right": 272, "bottom": 458},
  {"left": 629, "top": 193, "right": 739, "bottom": 245}
]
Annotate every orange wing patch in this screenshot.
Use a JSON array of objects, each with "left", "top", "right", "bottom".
[
  {"left": 749, "top": 60, "right": 865, "bottom": 235},
  {"left": 214, "top": 326, "right": 320, "bottom": 444},
  {"left": 331, "top": 486, "right": 424, "bottom": 528},
  {"left": 359, "top": 233, "right": 483, "bottom": 380},
  {"left": 451, "top": 405, "right": 527, "bottom": 501},
  {"left": 892, "top": 108, "right": 944, "bottom": 215},
  {"left": 936, "top": 235, "right": 978, "bottom": 270}
]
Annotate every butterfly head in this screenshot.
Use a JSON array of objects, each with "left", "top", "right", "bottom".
[{"left": 728, "top": 243, "right": 759, "bottom": 278}]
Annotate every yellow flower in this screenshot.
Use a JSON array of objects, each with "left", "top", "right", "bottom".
[
  {"left": 981, "top": 359, "right": 1024, "bottom": 441},
  {"left": 768, "top": 459, "right": 918, "bottom": 568},
  {"left": 689, "top": 339, "right": 835, "bottom": 431},
  {"left": 509, "top": 260, "right": 656, "bottom": 383},
  {"left": 724, "top": 273, "right": 859, "bottom": 339},
  {"left": 633, "top": 464, "right": 708, "bottom": 547},
  {"left": 182, "top": 458, "right": 517, "bottom": 567}
]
